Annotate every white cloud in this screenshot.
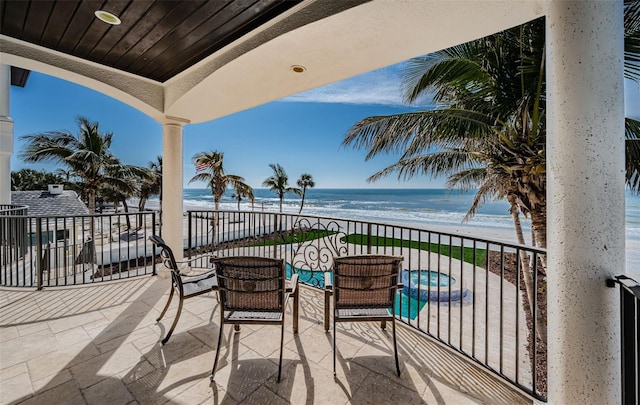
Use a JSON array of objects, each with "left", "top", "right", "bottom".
[{"left": 281, "top": 64, "right": 433, "bottom": 108}]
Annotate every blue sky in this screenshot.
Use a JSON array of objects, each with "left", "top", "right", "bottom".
[{"left": 9, "top": 61, "right": 640, "bottom": 189}]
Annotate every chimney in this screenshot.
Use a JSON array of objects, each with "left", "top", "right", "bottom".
[{"left": 48, "top": 184, "right": 63, "bottom": 195}]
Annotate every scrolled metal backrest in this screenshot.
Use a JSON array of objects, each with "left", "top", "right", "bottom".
[
  {"left": 213, "top": 256, "right": 285, "bottom": 312},
  {"left": 333, "top": 255, "right": 403, "bottom": 309}
]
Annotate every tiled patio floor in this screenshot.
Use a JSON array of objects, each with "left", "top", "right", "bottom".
[{"left": 0, "top": 276, "right": 532, "bottom": 404}]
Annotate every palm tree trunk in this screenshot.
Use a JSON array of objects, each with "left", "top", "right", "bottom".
[
  {"left": 530, "top": 208, "right": 547, "bottom": 274},
  {"left": 509, "top": 197, "right": 547, "bottom": 344},
  {"left": 298, "top": 190, "right": 306, "bottom": 214},
  {"left": 122, "top": 199, "right": 131, "bottom": 230}
]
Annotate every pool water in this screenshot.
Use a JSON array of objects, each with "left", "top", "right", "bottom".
[
  {"left": 285, "top": 263, "right": 425, "bottom": 320},
  {"left": 406, "top": 270, "right": 453, "bottom": 287}
]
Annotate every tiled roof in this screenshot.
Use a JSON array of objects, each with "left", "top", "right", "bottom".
[{"left": 12, "top": 190, "right": 89, "bottom": 216}]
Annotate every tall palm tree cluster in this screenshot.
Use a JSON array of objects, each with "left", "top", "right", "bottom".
[
  {"left": 343, "top": 6, "right": 640, "bottom": 345},
  {"left": 19, "top": 116, "right": 161, "bottom": 218},
  {"left": 189, "top": 152, "right": 315, "bottom": 214}
]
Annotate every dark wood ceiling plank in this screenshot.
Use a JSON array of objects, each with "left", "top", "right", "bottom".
[
  {"left": 1, "top": 0, "right": 32, "bottom": 38},
  {"left": 151, "top": 0, "right": 297, "bottom": 82},
  {"left": 117, "top": 0, "right": 207, "bottom": 71},
  {"left": 56, "top": 0, "right": 103, "bottom": 56},
  {"left": 129, "top": 0, "right": 227, "bottom": 77},
  {"left": 101, "top": 0, "right": 181, "bottom": 67},
  {"left": 1, "top": 0, "right": 304, "bottom": 82},
  {"left": 89, "top": 1, "right": 154, "bottom": 63},
  {"left": 22, "top": 0, "right": 54, "bottom": 43},
  {"left": 74, "top": 0, "right": 130, "bottom": 58},
  {"left": 41, "top": 1, "right": 81, "bottom": 49},
  {"left": 147, "top": 0, "right": 264, "bottom": 81}
]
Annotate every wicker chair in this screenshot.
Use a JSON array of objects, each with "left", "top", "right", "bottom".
[
  {"left": 325, "top": 255, "right": 404, "bottom": 377},
  {"left": 149, "top": 235, "right": 218, "bottom": 345},
  {"left": 210, "top": 256, "right": 299, "bottom": 383}
]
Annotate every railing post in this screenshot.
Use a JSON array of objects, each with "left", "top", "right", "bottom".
[
  {"left": 187, "top": 211, "right": 192, "bottom": 257},
  {"left": 35, "top": 219, "right": 43, "bottom": 290},
  {"left": 152, "top": 212, "right": 157, "bottom": 276},
  {"left": 366, "top": 223, "right": 372, "bottom": 254}
]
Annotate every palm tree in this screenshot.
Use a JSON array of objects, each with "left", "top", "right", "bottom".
[
  {"left": 19, "top": 116, "right": 148, "bottom": 214},
  {"left": 188, "top": 151, "right": 252, "bottom": 211},
  {"left": 296, "top": 173, "right": 315, "bottom": 214},
  {"left": 344, "top": 19, "right": 549, "bottom": 342},
  {"left": 231, "top": 182, "right": 255, "bottom": 210},
  {"left": 262, "top": 163, "right": 298, "bottom": 212},
  {"left": 138, "top": 156, "right": 162, "bottom": 213}
]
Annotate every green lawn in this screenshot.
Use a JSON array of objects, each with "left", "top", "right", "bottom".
[
  {"left": 251, "top": 228, "right": 486, "bottom": 267},
  {"left": 341, "top": 234, "right": 487, "bottom": 267}
]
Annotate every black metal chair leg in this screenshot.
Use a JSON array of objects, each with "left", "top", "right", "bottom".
[
  {"left": 157, "top": 287, "right": 174, "bottom": 322},
  {"left": 333, "top": 316, "right": 337, "bottom": 376},
  {"left": 211, "top": 322, "right": 224, "bottom": 382},
  {"left": 161, "top": 295, "right": 183, "bottom": 345},
  {"left": 392, "top": 318, "right": 400, "bottom": 376},
  {"left": 277, "top": 322, "right": 284, "bottom": 382}
]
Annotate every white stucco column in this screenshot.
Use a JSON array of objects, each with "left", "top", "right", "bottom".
[
  {"left": 161, "top": 116, "right": 189, "bottom": 268},
  {"left": 0, "top": 65, "right": 14, "bottom": 205},
  {"left": 546, "top": 1, "right": 624, "bottom": 404}
]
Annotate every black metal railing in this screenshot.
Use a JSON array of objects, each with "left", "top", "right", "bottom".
[
  {"left": 0, "top": 211, "right": 157, "bottom": 288},
  {"left": 186, "top": 210, "right": 548, "bottom": 400},
  {"left": 612, "top": 275, "right": 640, "bottom": 405}
]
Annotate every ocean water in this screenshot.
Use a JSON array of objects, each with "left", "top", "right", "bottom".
[{"left": 181, "top": 187, "right": 640, "bottom": 242}]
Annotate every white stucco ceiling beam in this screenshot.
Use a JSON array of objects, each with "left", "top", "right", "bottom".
[
  {"left": 0, "top": 36, "right": 164, "bottom": 120},
  {"left": 165, "top": 0, "right": 544, "bottom": 123}
]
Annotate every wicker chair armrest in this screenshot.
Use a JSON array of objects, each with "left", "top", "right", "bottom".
[
  {"left": 286, "top": 274, "right": 299, "bottom": 294},
  {"left": 324, "top": 272, "right": 333, "bottom": 291},
  {"left": 179, "top": 268, "right": 216, "bottom": 277},
  {"left": 176, "top": 254, "right": 216, "bottom": 266}
]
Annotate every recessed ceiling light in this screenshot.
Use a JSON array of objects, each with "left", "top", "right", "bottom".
[
  {"left": 290, "top": 65, "right": 306, "bottom": 73},
  {"left": 94, "top": 10, "right": 121, "bottom": 25}
]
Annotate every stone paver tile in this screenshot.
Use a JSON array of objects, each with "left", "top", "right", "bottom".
[
  {"left": 240, "top": 385, "right": 288, "bottom": 405},
  {"left": 83, "top": 376, "right": 134, "bottom": 405},
  {"left": 86, "top": 312, "right": 157, "bottom": 346},
  {"left": 0, "top": 366, "right": 33, "bottom": 404},
  {"left": 119, "top": 359, "right": 157, "bottom": 385},
  {"left": 99, "top": 301, "right": 155, "bottom": 322},
  {"left": 143, "top": 331, "right": 208, "bottom": 369},
  {"left": 0, "top": 328, "right": 58, "bottom": 369},
  {"left": 0, "top": 326, "right": 19, "bottom": 343},
  {"left": 17, "top": 321, "right": 50, "bottom": 337},
  {"left": 27, "top": 343, "right": 101, "bottom": 382},
  {"left": 18, "top": 380, "right": 85, "bottom": 405},
  {"left": 162, "top": 376, "right": 216, "bottom": 405},
  {"left": 48, "top": 310, "right": 106, "bottom": 334},
  {"left": 32, "top": 368, "right": 74, "bottom": 392},
  {"left": 210, "top": 347, "right": 280, "bottom": 403},
  {"left": 187, "top": 322, "right": 220, "bottom": 349},
  {"left": 180, "top": 294, "right": 219, "bottom": 318},
  {"left": 236, "top": 325, "right": 285, "bottom": 359},
  {"left": 0, "top": 362, "right": 28, "bottom": 380},
  {"left": 54, "top": 325, "right": 92, "bottom": 346},
  {"left": 96, "top": 325, "right": 158, "bottom": 354},
  {"left": 348, "top": 372, "right": 428, "bottom": 405},
  {"left": 70, "top": 342, "right": 142, "bottom": 389},
  {"left": 286, "top": 327, "right": 333, "bottom": 365},
  {"left": 127, "top": 346, "right": 211, "bottom": 405},
  {"left": 459, "top": 365, "right": 530, "bottom": 405}
]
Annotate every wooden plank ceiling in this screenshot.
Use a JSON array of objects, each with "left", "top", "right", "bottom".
[{"left": 0, "top": 0, "right": 303, "bottom": 83}]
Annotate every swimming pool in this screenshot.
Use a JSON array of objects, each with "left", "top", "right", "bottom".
[{"left": 401, "top": 269, "right": 468, "bottom": 302}]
